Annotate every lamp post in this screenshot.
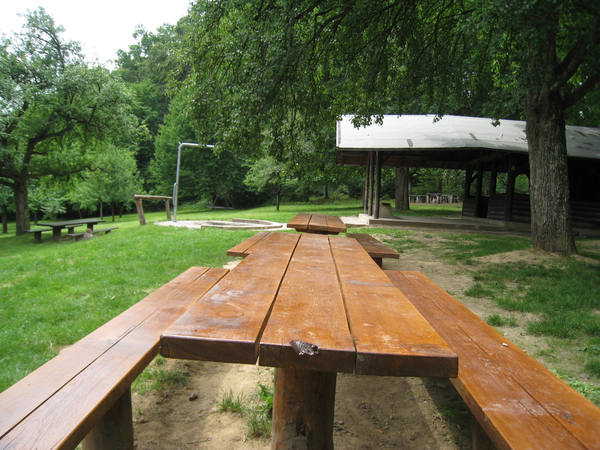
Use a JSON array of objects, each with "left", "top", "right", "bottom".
[{"left": 173, "top": 142, "right": 214, "bottom": 222}]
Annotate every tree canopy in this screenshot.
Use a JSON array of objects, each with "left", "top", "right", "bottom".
[{"left": 0, "top": 8, "right": 140, "bottom": 234}]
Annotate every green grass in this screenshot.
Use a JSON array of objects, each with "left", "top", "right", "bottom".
[
  {"left": 217, "top": 389, "right": 245, "bottom": 413},
  {"left": 486, "top": 314, "right": 518, "bottom": 327},
  {"left": 132, "top": 356, "right": 189, "bottom": 395}
]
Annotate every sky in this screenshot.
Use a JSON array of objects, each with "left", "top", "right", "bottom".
[{"left": 0, "top": 0, "right": 192, "bottom": 69}]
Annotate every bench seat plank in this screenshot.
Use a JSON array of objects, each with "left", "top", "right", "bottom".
[
  {"left": 226, "top": 231, "right": 270, "bottom": 257},
  {"left": 259, "top": 233, "right": 355, "bottom": 373},
  {"left": 0, "top": 267, "right": 227, "bottom": 449},
  {"left": 329, "top": 237, "right": 458, "bottom": 378},
  {"left": 346, "top": 233, "right": 400, "bottom": 261},
  {"left": 287, "top": 212, "right": 311, "bottom": 232},
  {"left": 160, "top": 232, "right": 301, "bottom": 365},
  {"left": 385, "top": 270, "right": 600, "bottom": 450}
]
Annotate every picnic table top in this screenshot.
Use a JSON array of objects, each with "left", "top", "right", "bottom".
[
  {"left": 161, "top": 232, "right": 457, "bottom": 378},
  {"left": 38, "top": 218, "right": 105, "bottom": 228},
  {"left": 287, "top": 212, "right": 347, "bottom": 234}
]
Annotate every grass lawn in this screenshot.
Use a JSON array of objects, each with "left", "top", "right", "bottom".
[{"left": 1, "top": 200, "right": 599, "bottom": 406}]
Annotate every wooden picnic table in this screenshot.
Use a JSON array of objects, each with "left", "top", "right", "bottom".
[
  {"left": 161, "top": 232, "right": 457, "bottom": 449},
  {"left": 38, "top": 218, "right": 106, "bottom": 241},
  {"left": 287, "top": 212, "right": 347, "bottom": 234}
]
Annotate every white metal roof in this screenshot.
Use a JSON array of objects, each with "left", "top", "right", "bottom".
[{"left": 336, "top": 115, "right": 600, "bottom": 160}]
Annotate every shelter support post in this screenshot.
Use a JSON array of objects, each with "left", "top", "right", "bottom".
[
  {"left": 374, "top": 151, "right": 382, "bottom": 219},
  {"left": 368, "top": 152, "right": 375, "bottom": 216},
  {"left": 364, "top": 157, "right": 370, "bottom": 214},
  {"left": 504, "top": 154, "right": 517, "bottom": 222},
  {"left": 474, "top": 164, "right": 484, "bottom": 218},
  {"left": 487, "top": 159, "right": 498, "bottom": 218}
]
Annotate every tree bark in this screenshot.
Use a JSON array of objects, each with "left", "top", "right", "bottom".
[
  {"left": 395, "top": 166, "right": 410, "bottom": 211},
  {"left": 2, "top": 205, "right": 7, "bottom": 234},
  {"left": 526, "top": 92, "right": 576, "bottom": 254},
  {"left": 14, "top": 178, "right": 30, "bottom": 235},
  {"left": 524, "top": 34, "right": 577, "bottom": 254}
]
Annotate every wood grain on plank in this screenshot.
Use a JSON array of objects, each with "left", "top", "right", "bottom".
[
  {"left": 325, "top": 215, "right": 346, "bottom": 234},
  {"left": 161, "top": 232, "right": 300, "bottom": 364},
  {"left": 386, "top": 270, "right": 600, "bottom": 450},
  {"left": 259, "top": 233, "right": 355, "bottom": 373},
  {"left": 0, "top": 268, "right": 228, "bottom": 450},
  {"left": 226, "top": 231, "right": 270, "bottom": 257},
  {"left": 308, "top": 213, "right": 329, "bottom": 232},
  {"left": 287, "top": 212, "right": 311, "bottom": 232},
  {"left": 329, "top": 236, "right": 458, "bottom": 378},
  {"left": 346, "top": 233, "right": 399, "bottom": 260}
]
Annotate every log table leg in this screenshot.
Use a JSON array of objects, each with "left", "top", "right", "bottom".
[
  {"left": 82, "top": 387, "right": 134, "bottom": 450},
  {"left": 272, "top": 368, "right": 336, "bottom": 450},
  {"left": 134, "top": 198, "right": 146, "bottom": 225},
  {"left": 52, "top": 227, "right": 62, "bottom": 241}
]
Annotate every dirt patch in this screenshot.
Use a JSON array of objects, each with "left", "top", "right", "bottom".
[{"left": 132, "top": 228, "right": 588, "bottom": 449}]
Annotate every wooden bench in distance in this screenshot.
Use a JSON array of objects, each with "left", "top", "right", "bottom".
[
  {"left": 0, "top": 266, "right": 228, "bottom": 450},
  {"left": 26, "top": 227, "right": 53, "bottom": 243},
  {"left": 347, "top": 233, "right": 399, "bottom": 267},
  {"left": 66, "top": 227, "right": 119, "bottom": 241},
  {"left": 385, "top": 270, "right": 600, "bottom": 450}
]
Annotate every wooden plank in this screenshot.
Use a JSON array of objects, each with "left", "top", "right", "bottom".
[
  {"left": 325, "top": 215, "right": 347, "bottom": 234},
  {"left": 329, "top": 236, "right": 458, "bottom": 377},
  {"left": 347, "top": 233, "right": 399, "bottom": 260},
  {"left": 386, "top": 270, "right": 600, "bottom": 450},
  {"left": 161, "top": 232, "right": 300, "bottom": 365},
  {"left": 0, "top": 267, "right": 228, "bottom": 450},
  {"left": 226, "top": 231, "right": 270, "bottom": 257},
  {"left": 259, "top": 233, "right": 355, "bottom": 373},
  {"left": 307, "top": 213, "right": 329, "bottom": 233},
  {"left": 287, "top": 213, "right": 311, "bottom": 232}
]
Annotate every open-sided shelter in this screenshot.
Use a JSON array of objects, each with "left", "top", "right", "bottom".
[{"left": 336, "top": 115, "right": 600, "bottom": 230}]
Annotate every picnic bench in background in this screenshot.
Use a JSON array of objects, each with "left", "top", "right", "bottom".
[
  {"left": 386, "top": 270, "right": 600, "bottom": 450},
  {"left": 287, "top": 212, "right": 347, "bottom": 234},
  {"left": 26, "top": 227, "right": 53, "bottom": 243},
  {"left": 133, "top": 195, "right": 172, "bottom": 226},
  {"left": 36, "top": 219, "right": 106, "bottom": 241}
]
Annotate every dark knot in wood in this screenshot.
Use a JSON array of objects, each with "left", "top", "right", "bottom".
[{"left": 290, "top": 340, "right": 319, "bottom": 356}]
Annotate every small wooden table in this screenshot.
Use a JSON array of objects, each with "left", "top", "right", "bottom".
[
  {"left": 132, "top": 195, "right": 172, "bottom": 225},
  {"left": 161, "top": 232, "right": 457, "bottom": 449},
  {"left": 38, "top": 219, "right": 105, "bottom": 241},
  {"left": 287, "top": 212, "right": 347, "bottom": 234}
]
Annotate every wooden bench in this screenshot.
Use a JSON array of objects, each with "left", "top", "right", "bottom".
[
  {"left": 385, "top": 270, "right": 600, "bottom": 450},
  {"left": 66, "top": 227, "right": 119, "bottom": 241},
  {"left": 26, "top": 227, "right": 53, "bottom": 243},
  {"left": 0, "top": 266, "right": 228, "bottom": 450},
  {"left": 347, "top": 233, "right": 399, "bottom": 267},
  {"left": 287, "top": 212, "right": 347, "bottom": 234}
]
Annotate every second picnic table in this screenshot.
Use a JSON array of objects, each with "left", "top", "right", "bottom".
[
  {"left": 287, "top": 212, "right": 347, "bottom": 234},
  {"left": 160, "top": 232, "right": 457, "bottom": 448},
  {"left": 37, "top": 218, "right": 106, "bottom": 241}
]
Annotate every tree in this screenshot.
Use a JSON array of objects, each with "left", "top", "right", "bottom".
[
  {"left": 185, "top": 0, "right": 600, "bottom": 254},
  {"left": 0, "top": 8, "right": 139, "bottom": 234}
]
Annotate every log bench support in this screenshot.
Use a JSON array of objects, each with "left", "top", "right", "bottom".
[
  {"left": 26, "top": 228, "right": 53, "bottom": 243},
  {"left": 272, "top": 368, "right": 336, "bottom": 450},
  {"left": 82, "top": 388, "right": 134, "bottom": 450}
]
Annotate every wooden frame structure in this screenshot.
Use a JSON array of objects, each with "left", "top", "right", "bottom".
[{"left": 336, "top": 115, "right": 600, "bottom": 227}]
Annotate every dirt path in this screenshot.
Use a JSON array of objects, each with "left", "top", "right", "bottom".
[{"left": 131, "top": 229, "right": 578, "bottom": 450}]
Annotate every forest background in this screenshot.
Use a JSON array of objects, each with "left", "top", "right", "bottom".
[{"left": 1, "top": 2, "right": 599, "bottom": 250}]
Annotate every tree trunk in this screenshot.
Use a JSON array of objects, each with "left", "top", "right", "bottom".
[
  {"left": 323, "top": 181, "right": 329, "bottom": 199},
  {"left": 2, "top": 205, "right": 7, "bottom": 234},
  {"left": 525, "top": 91, "right": 577, "bottom": 254},
  {"left": 14, "top": 178, "right": 30, "bottom": 235},
  {"left": 395, "top": 166, "right": 410, "bottom": 211},
  {"left": 275, "top": 185, "right": 282, "bottom": 211},
  {"left": 100, "top": 202, "right": 104, "bottom": 220},
  {"left": 111, "top": 201, "right": 115, "bottom": 223}
]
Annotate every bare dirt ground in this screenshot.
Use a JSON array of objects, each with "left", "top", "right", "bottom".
[{"left": 132, "top": 228, "right": 595, "bottom": 450}]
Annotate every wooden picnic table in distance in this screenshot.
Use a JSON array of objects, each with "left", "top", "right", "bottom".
[
  {"left": 37, "top": 218, "right": 105, "bottom": 241},
  {"left": 161, "top": 232, "right": 457, "bottom": 449},
  {"left": 287, "top": 212, "right": 347, "bottom": 234}
]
